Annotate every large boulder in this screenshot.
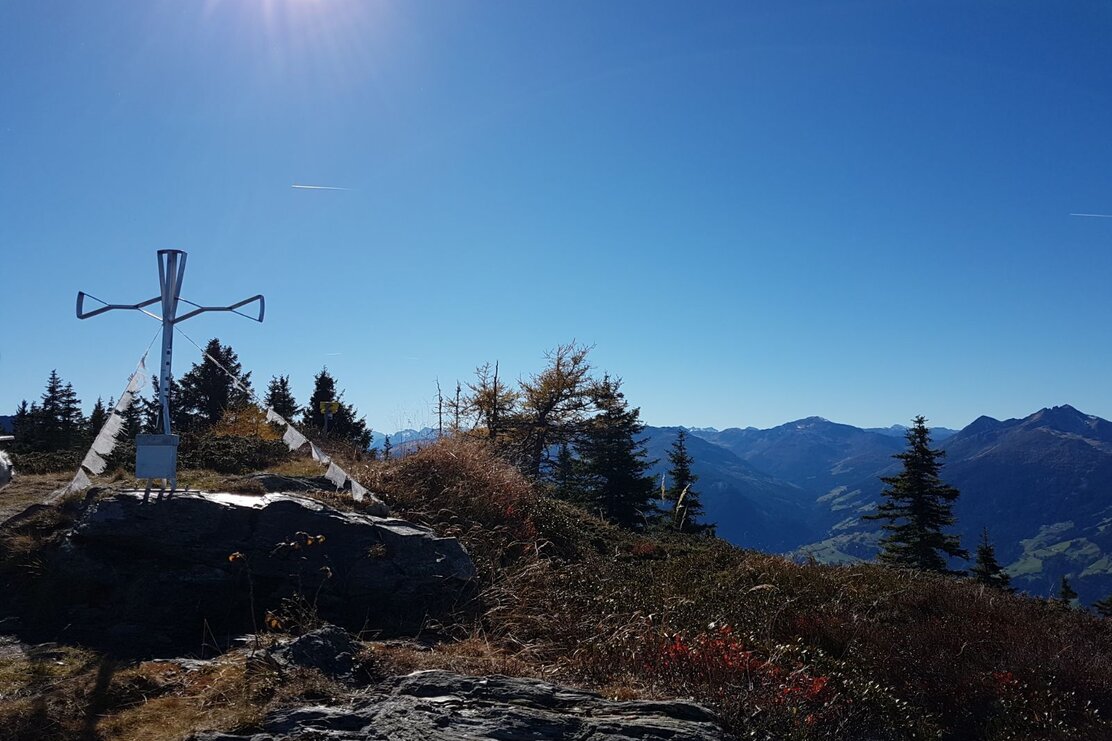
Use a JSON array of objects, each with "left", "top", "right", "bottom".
[
  {"left": 193, "top": 669, "right": 727, "bottom": 741},
  {"left": 35, "top": 490, "right": 474, "bottom": 654}
]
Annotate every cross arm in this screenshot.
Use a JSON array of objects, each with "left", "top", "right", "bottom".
[
  {"left": 173, "top": 294, "right": 265, "bottom": 324},
  {"left": 76, "top": 292, "right": 162, "bottom": 320}
]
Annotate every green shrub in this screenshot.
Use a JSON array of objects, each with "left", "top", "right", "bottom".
[
  {"left": 9, "top": 450, "right": 82, "bottom": 474},
  {"left": 179, "top": 434, "right": 289, "bottom": 474}
]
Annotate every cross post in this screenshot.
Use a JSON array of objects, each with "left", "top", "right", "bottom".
[{"left": 77, "top": 249, "right": 264, "bottom": 488}]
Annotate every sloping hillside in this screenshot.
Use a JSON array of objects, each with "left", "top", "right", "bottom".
[
  {"left": 643, "top": 427, "right": 817, "bottom": 551},
  {"left": 773, "top": 407, "right": 1112, "bottom": 602}
]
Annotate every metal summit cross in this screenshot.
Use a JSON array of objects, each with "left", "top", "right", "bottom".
[{"left": 77, "top": 249, "right": 264, "bottom": 488}]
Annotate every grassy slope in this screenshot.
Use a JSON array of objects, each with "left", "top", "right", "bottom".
[{"left": 1, "top": 437, "right": 1111, "bottom": 740}]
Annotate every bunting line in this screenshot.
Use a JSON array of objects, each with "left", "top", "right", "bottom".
[
  {"left": 172, "top": 325, "right": 381, "bottom": 510},
  {"left": 51, "top": 348, "right": 151, "bottom": 502}
]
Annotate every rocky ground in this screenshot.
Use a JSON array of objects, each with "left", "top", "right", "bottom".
[
  {"left": 0, "top": 474, "right": 729, "bottom": 740},
  {"left": 194, "top": 667, "right": 725, "bottom": 741}
]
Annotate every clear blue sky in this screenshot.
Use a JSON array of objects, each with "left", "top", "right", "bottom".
[{"left": 2, "top": 1, "right": 1111, "bottom": 432}]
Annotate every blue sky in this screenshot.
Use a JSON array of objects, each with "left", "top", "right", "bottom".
[{"left": 2, "top": 1, "right": 1111, "bottom": 432}]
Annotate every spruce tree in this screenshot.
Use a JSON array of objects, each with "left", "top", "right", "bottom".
[
  {"left": 1094, "top": 593, "right": 1112, "bottom": 618},
  {"left": 37, "top": 370, "right": 66, "bottom": 450},
  {"left": 265, "top": 375, "right": 299, "bottom": 419},
  {"left": 577, "top": 376, "right": 656, "bottom": 528},
  {"left": 117, "top": 395, "right": 144, "bottom": 439},
  {"left": 665, "top": 429, "right": 708, "bottom": 534},
  {"left": 142, "top": 375, "right": 186, "bottom": 433},
  {"left": 553, "top": 441, "right": 587, "bottom": 504},
  {"left": 88, "top": 397, "right": 109, "bottom": 437},
  {"left": 302, "top": 368, "right": 372, "bottom": 449},
  {"left": 382, "top": 434, "right": 392, "bottom": 460},
  {"left": 10, "top": 400, "right": 38, "bottom": 452},
  {"left": 58, "top": 382, "right": 84, "bottom": 448},
  {"left": 1057, "top": 575, "right": 1078, "bottom": 606},
  {"left": 177, "top": 338, "right": 253, "bottom": 430},
  {"left": 865, "top": 416, "right": 968, "bottom": 572},
  {"left": 33, "top": 371, "right": 84, "bottom": 451},
  {"left": 970, "top": 528, "right": 1011, "bottom": 591}
]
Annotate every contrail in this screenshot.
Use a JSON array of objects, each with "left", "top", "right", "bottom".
[
  {"left": 291, "top": 184, "right": 351, "bottom": 191},
  {"left": 1070, "top": 213, "right": 1112, "bottom": 218}
]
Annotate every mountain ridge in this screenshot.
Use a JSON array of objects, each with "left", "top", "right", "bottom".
[{"left": 667, "top": 405, "right": 1112, "bottom": 604}]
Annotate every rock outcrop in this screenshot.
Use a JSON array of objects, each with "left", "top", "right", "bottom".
[
  {"left": 32, "top": 490, "right": 473, "bottom": 654},
  {"left": 270, "top": 624, "right": 364, "bottom": 682},
  {"left": 193, "top": 669, "right": 727, "bottom": 741}
]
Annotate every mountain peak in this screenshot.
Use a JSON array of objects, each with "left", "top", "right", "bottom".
[
  {"left": 964, "top": 415, "right": 1003, "bottom": 435},
  {"left": 789, "top": 416, "right": 831, "bottom": 428},
  {"left": 1022, "top": 405, "right": 1097, "bottom": 436}
]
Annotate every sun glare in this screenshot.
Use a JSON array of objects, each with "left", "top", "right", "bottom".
[{"left": 198, "top": 0, "right": 392, "bottom": 91}]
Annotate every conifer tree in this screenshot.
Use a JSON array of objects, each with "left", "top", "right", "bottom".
[
  {"left": 177, "top": 338, "right": 253, "bottom": 430},
  {"left": 465, "top": 361, "right": 518, "bottom": 441},
  {"left": 10, "top": 400, "right": 38, "bottom": 452},
  {"left": 37, "top": 371, "right": 65, "bottom": 449},
  {"left": 553, "top": 441, "right": 587, "bottom": 503},
  {"left": 117, "top": 395, "right": 144, "bottom": 439},
  {"left": 265, "top": 375, "right": 299, "bottom": 419},
  {"left": 302, "top": 368, "right": 372, "bottom": 449},
  {"left": 31, "top": 371, "right": 84, "bottom": 451},
  {"left": 382, "top": 434, "right": 392, "bottom": 460},
  {"left": 515, "top": 343, "right": 594, "bottom": 478},
  {"left": 59, "top": 382, "right": 84, "bottom": 448},
  {"left": 1094, "top": 593, "right": 1112, "bottom": 618},
  {"left": 665, "top": 429, "right": 708, "bottom": 534},
  {"left": 865, "top": 416, "right": 968, "bottom": 572},
  {"left": 1057, "top": 575, "right": 1078, "bottom": 606},
  {"left": 142, "top": 375, "right": 186, "bottom": 433},
  {"left": 970, "top": 528, "right": 1011, "bottom": 591},
  {"left": 88, "top": 397, "right": 109, "bottom": 437},
  {"left": 577, "top": 376, "right": 656, "bottom": 528}
]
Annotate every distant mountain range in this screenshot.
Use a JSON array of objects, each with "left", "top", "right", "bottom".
[
  {"left": 371, "top": 428, "right": 438, "bottom": 449},
  {"left": 642, "top": 406, "right": 1112, "bottom": 604}
]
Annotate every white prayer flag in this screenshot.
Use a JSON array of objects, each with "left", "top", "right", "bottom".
[
  {"left": 102, "top": 413, "right": 124, "bottom": 440},
  {"left": 91, "top": 429, "right": 116, "bottom": 457},
  {"left": 64, "top": 468, "right": 93, "bottom": 496},
  {"left": 325, "top": 461, "right": 347, "bottom": 489},
  {"left": 265, "top": 407, "right": 284, "bottom": 425},
  {"left": 125, "top": 358, "right": 147, "bottom": 395},
  {"left": 114, "top": 391, "right": 134, "bottom": 415},
  {"left": 282, "top": 425, "right": 308, "bottom": 451},
  {"left": 81, "top": 449, "right": 108, "bottom": 476},
  {"left": 350, "top": 479, "right": 367, "bottom": 502},
  {"left": 310, "top": 443, "right": 331, "bottom": 465}
]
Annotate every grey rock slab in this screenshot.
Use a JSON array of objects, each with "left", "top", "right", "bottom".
[
  {"left": 270, "top": 624, "right": 362, "bottom": 681},
  {"left": 243, "top": 474, "right": 390, "bottom": 517},
  {"left": 43, "top": 490, "right": 474, "bottom": 654},
  {"left": 191, "top": 669, "right": 727, "bottom": 741}
]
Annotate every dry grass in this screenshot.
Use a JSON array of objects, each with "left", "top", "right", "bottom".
[
  {"left": 0, "top": 474, "right": 71, "bottom": 523},
  {"left": 340, "top": 437, "right": 1112, "bottom": 740},
  {"left": 373, "top": 635, "right": 536, "bottom": 680},
  {"left": 0, "top": 643, "right": 346, "bottom": 741},
  {"left": 264, "top": 458, "right": 330, "bottom": 479}
]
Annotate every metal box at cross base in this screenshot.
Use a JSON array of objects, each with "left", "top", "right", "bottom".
[{"left": 136, "top": 434, "right": 180, "bottom": 480}]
